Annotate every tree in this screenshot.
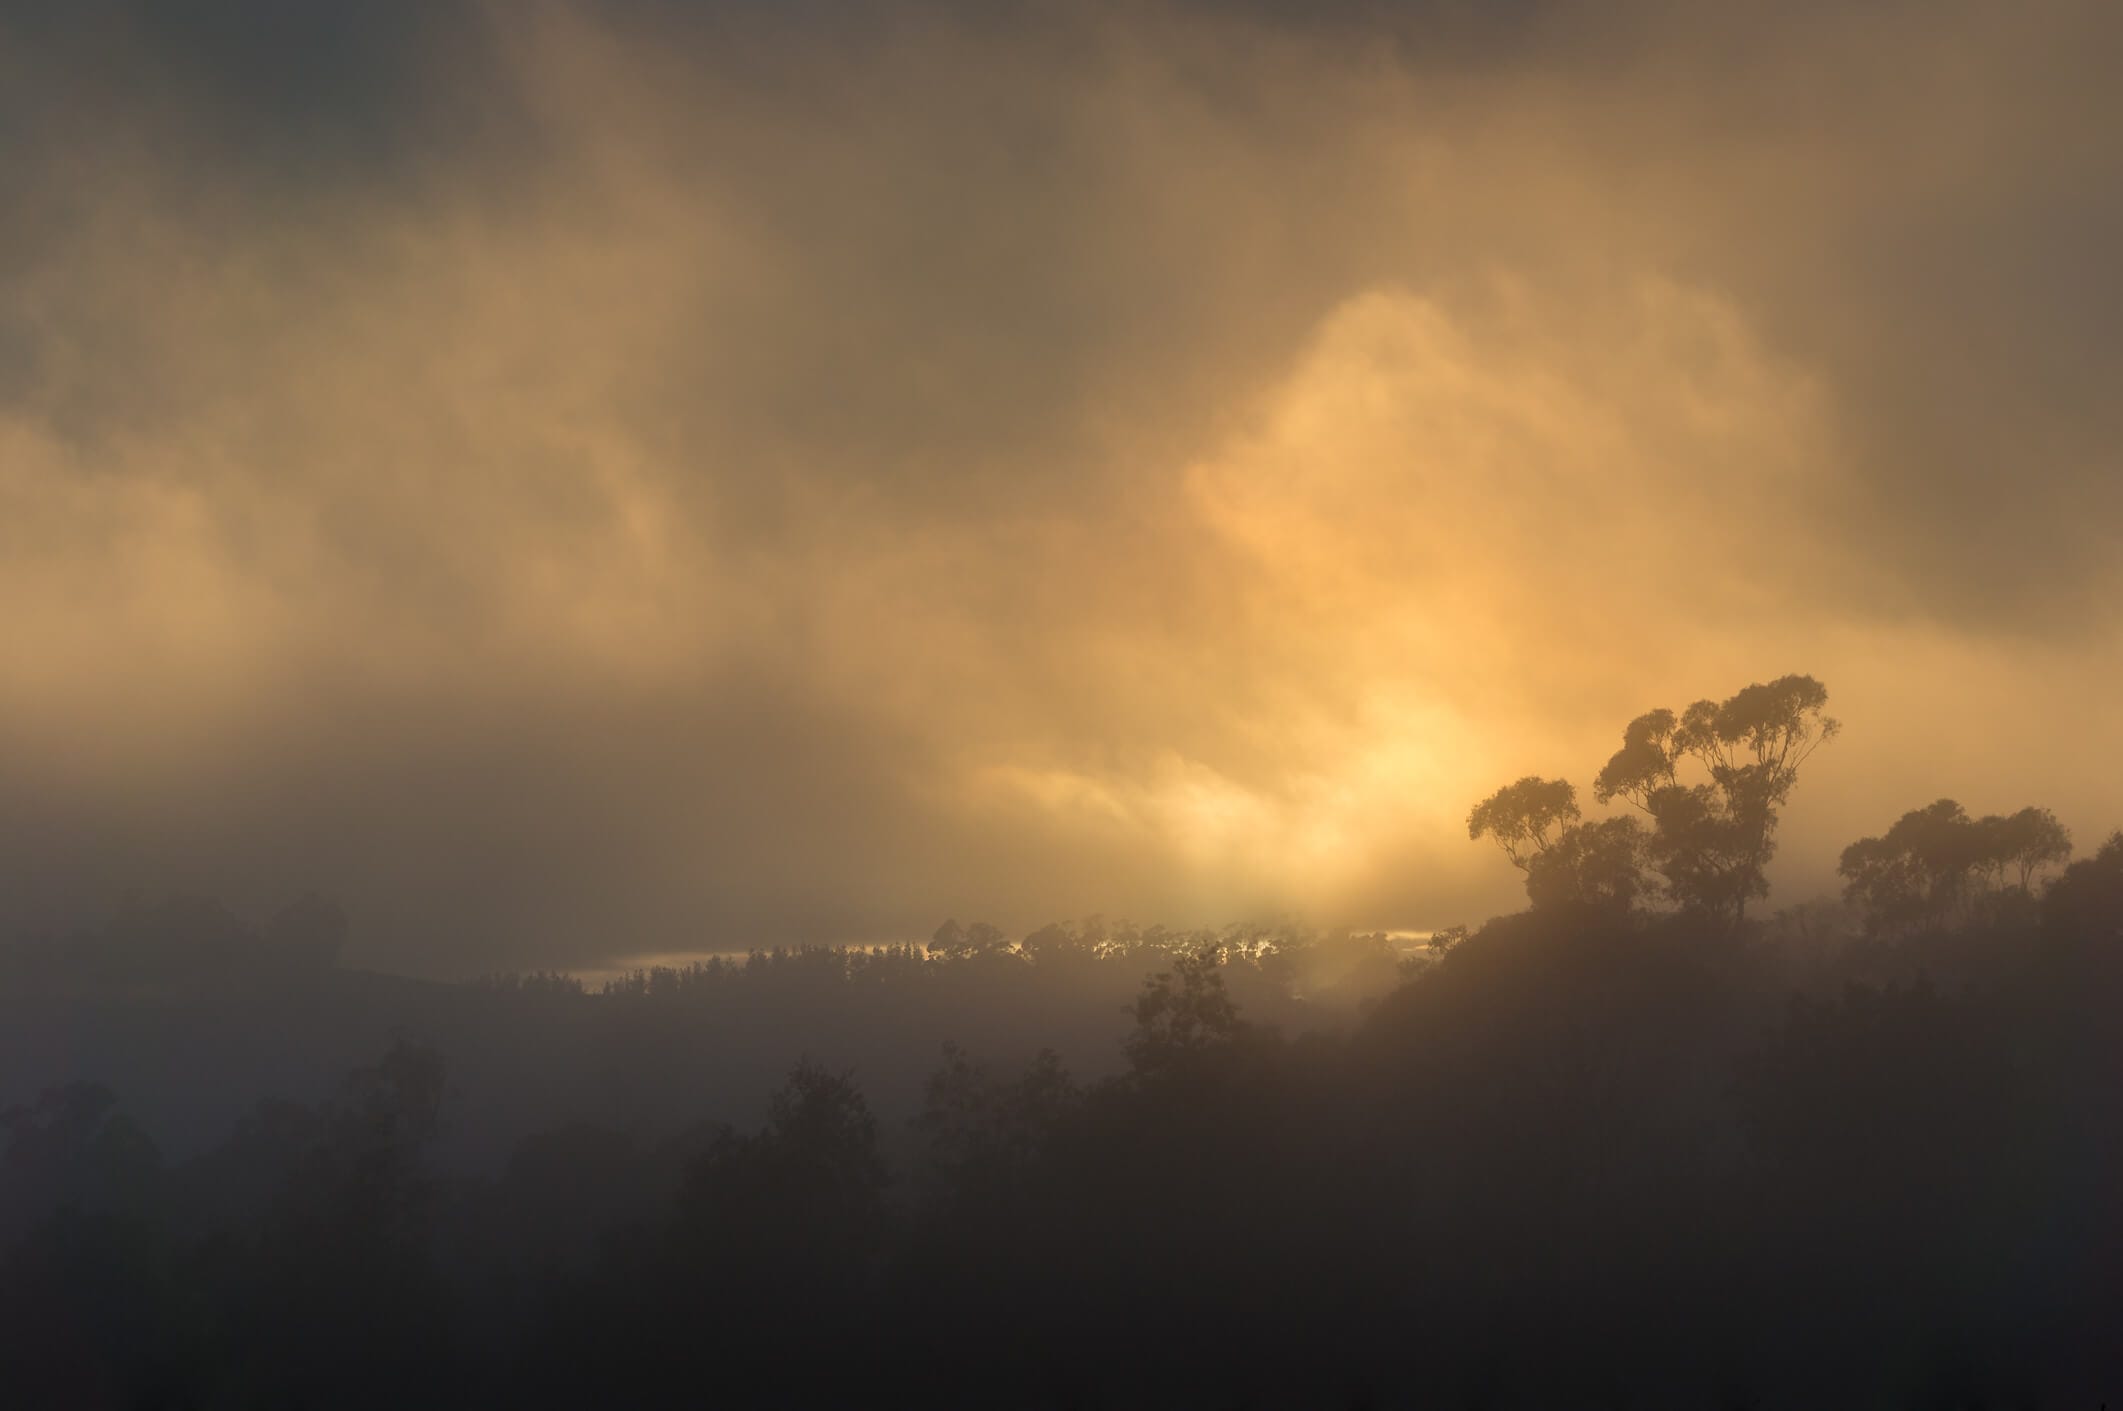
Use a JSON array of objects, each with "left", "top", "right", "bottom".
[
  {"left": 1524, "top": 815, "right": 1649, "bottom": 916},
  {"left": 929, "top": 918, "right": 1008, "bottom": 961},
  {"left": 1993, "top": 806, "right": 2073, "bottom": 892},
  {"left": 0, "top": 1084, "right": 160, "bottom": 1246},
  {"left": 2041, "top": 830, "right": 2123, "bottom": 948},
  {"left": 1124, "top": 947, "right": 1248, "bottom": 1078},
  {"left": 1839, "top": 800, "right": 1979, "bottom": 934},
  {"left": 679, "top": 1062, "right": 891, "bottom": 1287},
  {"left": 1018, "top": 922, "right": 1088, "bottom": 963},
  {"left": 1467, "top": 777, "right": 1580, "bottom": 869},
  {"left": 204, "top": 1041, "right": 454, "bottom": 1404},
  {"left": 912, "top": 1043, "right": 1079, "bottom": 1206},
  {"left": 1841, "top": 800, "right": 2075, "bottom": 935},
  {"left": 1590, "top": 708, "right": 1681, "bottom": 809},
  {"left": 1639, "top": 783, "right": 1763, "bottom": 922},
  {"left": 1595, "top": 675, "right": 1839, "bottom": 924}
]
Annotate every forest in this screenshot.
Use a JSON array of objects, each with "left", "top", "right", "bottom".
[{"left": 4, "top": 677, "right": 2120, "bottom": 1408}]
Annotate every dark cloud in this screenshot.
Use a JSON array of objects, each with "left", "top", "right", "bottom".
[{"left": 0, "top": 0, "right": 517, "bottom": 180}]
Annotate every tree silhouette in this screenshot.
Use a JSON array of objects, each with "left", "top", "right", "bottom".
[
  {"left": 1123, "top": 946, "right": 1248, "bottom": 1077},
  {"left": 226, "top": 1040, "right": 455, "bottom": 1404},
  {"left": 677, "top": 1061, "right": 890, "bottom": 1293},
  {"left": 929, "top": 918, "right": 1008, "bottom": 960},
  {"left": 2039, "top": 830, "right": 2123, "bottom": 948},
  {"left": 0, "top": 1083, "right": 160, "bottom": 1248},
  {"left": 1468, "top": 776, "right": 1581, "bottom": 869},
  {"left": 1841, "top": 799, "right": 2074, "bottom": 934},
  {"left": 912, "top": 1041, "right": 1079, "bottom": 1208},
  {"left": 1595, "top": 674, "right": 1839, "bottom": 923},
  {"left": 1468, "top": 676, "right": 1835, "bottom": 923},
  {"left": 1991, "top": 806, "right": 2074, "bottom": 891},
  {"left": 1524, "top": 814, "right": 1648, "bottom": 916}
]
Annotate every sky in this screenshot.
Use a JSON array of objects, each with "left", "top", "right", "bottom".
[{"left": 2, "top": 0, "right": 2120, "bottom": 973}]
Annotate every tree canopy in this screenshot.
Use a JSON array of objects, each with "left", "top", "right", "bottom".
[
  {"left": 1474, "top": 674, "right": 1839, "bottom": 923},
  {"left": 1467, "top": 776, "right": 1580, "bottom": 869},
  {"left": 1841, "top": 800, "right": 2073, "bottom": 934}
]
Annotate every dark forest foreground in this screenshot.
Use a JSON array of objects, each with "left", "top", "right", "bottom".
[{"left": 5, "top": 834, "right": 2121, "bottom": 1408}]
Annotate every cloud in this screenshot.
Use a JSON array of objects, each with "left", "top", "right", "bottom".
[{"left": 1, "top": 0, "right": 2118, "bottom": 969}]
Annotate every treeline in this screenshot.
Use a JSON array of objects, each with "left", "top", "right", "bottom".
[
  {"left": 0, "top": 909, "right": 1406, "bottom": 1181},
  {"left": 1468, "top": 675, "right": 2078, "bottom": 938},
  {"left": 1, "top": 896, "right": 1404, "bottom": 1012},
  {"left": 1840, "top": 799, "right": 2072, "bottom": 934},
  {"left": 5, "top": 674, "right": 2120, "bottom": 1405},
  {"left": 7, "top": 831, "right": 2122, "bottom": 1406},
  {"left": 485, "top": 919, "right": 1408, "bottom": 1007}
]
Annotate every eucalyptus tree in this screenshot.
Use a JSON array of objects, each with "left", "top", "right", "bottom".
[
  {"left": 1467, "top": 776, "right": 1581, "bottom": 870},
  {"left": 1468, "top": 776, "right": 1650, "bottom": 916},
  {"left": 1840, "top": 799, "right": 2073, "bottom": 934},
  {"left": 1990, "top": 806, "right": 2074, "bottom": 891},
  {"left": 1593, "top": 675, "right": 1840, "bottom": 925}
]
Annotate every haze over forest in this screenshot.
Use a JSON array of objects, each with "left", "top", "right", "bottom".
[
  {"left": 5, "top": 0, "right": 2122, "bottom": 974},
  {"left": 5, "top": 4, "right": 2123, "bottom": 1407}
]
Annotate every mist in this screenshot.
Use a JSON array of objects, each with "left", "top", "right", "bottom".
[{"left": 5, "top": 2, "right": 2123, "bottom": 1405}]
